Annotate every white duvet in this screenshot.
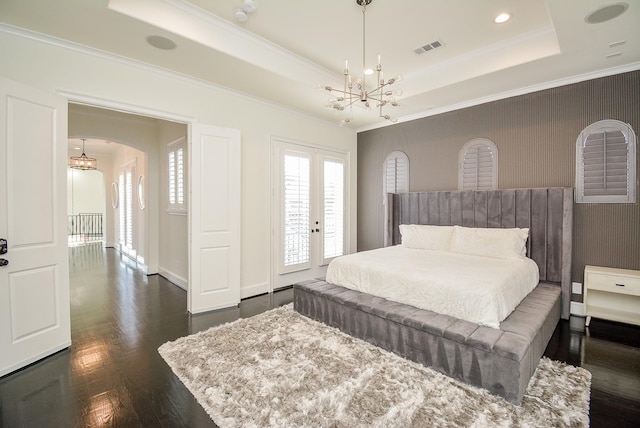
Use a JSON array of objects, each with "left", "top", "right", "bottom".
[{"left": 326, "top": 246, "right": 539, "bottom": 328}]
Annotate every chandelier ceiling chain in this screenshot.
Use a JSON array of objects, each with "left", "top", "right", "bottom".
[
  {"left": 323, "top": 0, "right": 402, "bottom": 126},
  {"left": 69, "top": 138, "right": 98, "bottom": 171}
]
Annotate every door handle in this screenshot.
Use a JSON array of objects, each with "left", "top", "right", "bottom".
[
  {"left": 0, "top": 238, "right": 6, "bottom": 255},
  {"left": 0, "top": 258, "right": 8, "bottom": 267}
]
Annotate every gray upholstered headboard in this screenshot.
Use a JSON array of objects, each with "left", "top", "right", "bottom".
[{"left": 386, "top": 187, "right": 573, "bottom": 320}]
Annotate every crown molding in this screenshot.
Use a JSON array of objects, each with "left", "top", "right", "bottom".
[
  {"left": 0, "top": 23, "right": 342, "bottom": 129},
  {"left": 358, "top": 61, "right": 640, "bottom": 133}
]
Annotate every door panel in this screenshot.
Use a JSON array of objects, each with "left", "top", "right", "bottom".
[
  {"left": 281, "top": 149, "right": 311, "bottom": 274},
  {"left": 0, "top": 76, "right": 71, "bottom": 377},
  {"left": 321, "top": 156, "right": 345, "bottom": 265},
  {"left": 189, "top": 124, "right": 241, "bottom": 313}
]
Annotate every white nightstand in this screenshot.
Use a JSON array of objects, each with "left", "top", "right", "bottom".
[{"left": 584, "top": 265, "right": 640, "bottom": 327}]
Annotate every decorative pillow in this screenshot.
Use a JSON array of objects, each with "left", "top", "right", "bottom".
[
  {"left": 450, "top": 225, "right": 529, "bottom": 259},
  {"left": 400, "top": 224, "right": 454, "bottom": 251}
]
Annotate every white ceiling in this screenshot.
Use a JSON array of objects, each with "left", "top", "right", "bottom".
[{"left": 1, "top": 0, "right": 639, "bottom": 135}]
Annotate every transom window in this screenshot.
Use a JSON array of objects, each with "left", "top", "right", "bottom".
[{"left": 575, "top": 120, "right": 636, "bottom": 203}]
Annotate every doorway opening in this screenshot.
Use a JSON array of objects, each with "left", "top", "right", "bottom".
[
  {"left": 67, "top": 167, "right": 105, "bottom": 247},
  {"left": 67, "top": 102, "right": 188, "bottom": 280}
]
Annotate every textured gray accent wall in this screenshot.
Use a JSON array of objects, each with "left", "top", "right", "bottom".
[{"left": 357, "top": 71, "right": 639, "bottom": 287}]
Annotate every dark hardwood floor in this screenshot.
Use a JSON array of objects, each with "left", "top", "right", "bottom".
[{"left": 1, "top": 244, "right": 638, "bottom": 427}]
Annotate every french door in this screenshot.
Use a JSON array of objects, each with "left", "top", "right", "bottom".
[
  {"left": 272, "top": 139, "right": 348, "bottom": 289},
  {"left": 118, "top": 160, "right": 137, "bottom": 260}
]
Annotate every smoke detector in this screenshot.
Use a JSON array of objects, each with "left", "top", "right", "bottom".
[{"left": 235, "top": 0, "right": 257, "bottom": 23}]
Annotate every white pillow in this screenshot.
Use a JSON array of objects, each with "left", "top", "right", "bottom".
[
  {"left": 400, "top": 224, "right": 454, "bottom": 251},
  {"left": 450, "top": 225, "right": 529, "bottom": 260}
]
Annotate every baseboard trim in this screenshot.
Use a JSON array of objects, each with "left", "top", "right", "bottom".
[
  {"left": 241, "top": 282, "right": 270, "bottom": 299},
  {"left": 570, "top": 301, "right": 585, "bottom": 317},
  {"left": 158, "top": 268, "right": 188, "bottom": 290}
]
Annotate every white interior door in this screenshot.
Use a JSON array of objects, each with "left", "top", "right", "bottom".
[
  {"left": 188, "top": 123, "right": 241, "bottom": 313},
  {"left": 0, "top": 77, "right": 71, "bottom": 377},
  {"left": 271, "top": 139, "right": 348, "bottom": 289}
]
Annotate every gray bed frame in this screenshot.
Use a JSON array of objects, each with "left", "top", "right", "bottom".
[{"left": 294, "top": 187, "right": 573, "bottom": 404}]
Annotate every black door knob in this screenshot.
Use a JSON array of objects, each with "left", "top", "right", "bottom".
[{"left": 0, "top": 258, "right": 8, "bottom": 266}]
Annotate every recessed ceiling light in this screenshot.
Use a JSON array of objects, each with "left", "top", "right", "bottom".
[
  {"left": 585, "top": 3, "right": 628, "bottom": 24},
  {"left": 145, "top": 35, "right": 177, "bottom": 50},
  {"left": 494, "top": 13, "right": 511, "bottom": 24}
]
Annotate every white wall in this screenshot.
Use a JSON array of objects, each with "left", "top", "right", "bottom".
[
  {"left": 67, "top": 169, "right": 105, "bottom": 215},
  {"left": 0, "top": 28, "right": 357, "bottom": 298},
  {"left": 158, "top": 123, "right": 188, "bottom": 289}
]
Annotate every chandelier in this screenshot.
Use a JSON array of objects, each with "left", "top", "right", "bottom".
[
  {"left": 323, "top": 0, "right": 402, "bottom": 126},
  {"left": 69, "top": 139, "right": 98, "bottom": 170}
]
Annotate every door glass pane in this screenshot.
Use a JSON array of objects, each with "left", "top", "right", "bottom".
[
  {"left": 323, "top": 159, "right": 344, "bottom": 259},
  {"left": 283, "top": 154, "right": 310, "bottom": 267},
  {"left": 118, "top": 173, "right": 125, "bottom": 245},
  {"left": 125, "top": 169, "right": 133, "bottom": 248}
]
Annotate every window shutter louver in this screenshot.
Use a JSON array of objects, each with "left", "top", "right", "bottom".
[
  {"left": 582, "top": 131, "right": 628, "bottom": 196},
  {"left": 283, "top": 153, "right": 310, "bottom": 267},
  {"left": 383, "top": 151, "right": 409, "bottom": 202},
  {"left": 460, "top": 139, "right": 497, "bottom": 191},
  {"left": 168, "top": 151, "right": 176, "bottom": 204},
  {"left": 119, "top": 173, "right": 126, "bottom": 244},
  {"left": 576, "top": 121, "right": 636, "bottom": 203},
  {"left": 323, "top": 159, "right": 344, "bottom": 259},
  {"left": 167, "top": 139, "right": 186, "bottom": 211},
  {"left": 125, "top": 169, "right": 134, "bottom": 248},
  {"left": 176, "top": 147, "right": 184, "bottom": 204}
]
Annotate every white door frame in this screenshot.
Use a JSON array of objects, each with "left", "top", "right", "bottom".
[
  {"left": 57, "top": 92, "right": 200, "bottom": 298},
  {"left": 270, "top": 136, "right": 350, "bottom": 292}
]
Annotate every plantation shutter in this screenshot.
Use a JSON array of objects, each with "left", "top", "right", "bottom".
[
  {"left": 323, "top": 158, "right": 344, "bottom": 260},
  {"left": 125, "top": 168, "right": 134, "bottom": 248},
  {"left": 583, "top": 130, "right": 628, "bottom": 196},
  {"left": 576, "top": 120, "right": 636, "bottom": 203},
  {"left": 118, "top": 161, "right": 136, "bottom": 257},
  {"left": 383, "top": 151, "right": 409, "bottom": 202},
  {"left": 176, "top": 146, "right": 184, "bottom": 204},
  {"left": 283, "top": 152, "right": 310, "bottom": 268},
  {"left": 119, "top": 172, "right": 126, "bottom": 244},
  {"left": 168, "top": 150, "right": 176, "bottom": 204},
  {"left": 459, "top": 139, "right": 497, "bottom": 191},
  {"left": 168, "top": 138, "right": 186, "bottom": 211}
]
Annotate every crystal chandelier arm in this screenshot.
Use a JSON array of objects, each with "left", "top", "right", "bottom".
[{"left": 322, "top": 0, "right": 402, "bottom": 125}]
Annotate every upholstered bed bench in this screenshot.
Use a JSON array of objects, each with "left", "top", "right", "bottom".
[{"left": 294, "top": 279, "right": 561, "bottom": 404}]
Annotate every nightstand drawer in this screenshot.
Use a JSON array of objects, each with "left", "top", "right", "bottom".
[{"left": 587, "top": 273, "right": 640, "bottom": 296}]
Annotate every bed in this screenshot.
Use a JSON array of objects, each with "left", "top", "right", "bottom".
[{"left": 293, "top": 187, "right": 573, "bottom": 404}]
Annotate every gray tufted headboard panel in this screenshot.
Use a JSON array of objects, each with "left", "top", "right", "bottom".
[{"left": 386, "top": 187, "right": 573, "bottom": 319}]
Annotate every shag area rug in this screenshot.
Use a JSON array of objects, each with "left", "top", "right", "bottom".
[{"left": 159, "top": 304, "right": 591, "bottom": 427}]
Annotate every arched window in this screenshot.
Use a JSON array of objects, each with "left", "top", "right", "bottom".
[
  {"left": 383, "top": 151, "right": 409, "bottom": 203},
  {"left": 459, "top": 138, "right": 498, "bottom": 190},
  {"left": 576, "top": 120, "right": 636, "bottom": 203}
]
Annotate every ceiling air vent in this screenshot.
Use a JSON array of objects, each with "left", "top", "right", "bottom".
[{"left": 414, "top": 40, "right": 444, "bottom": 55}]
